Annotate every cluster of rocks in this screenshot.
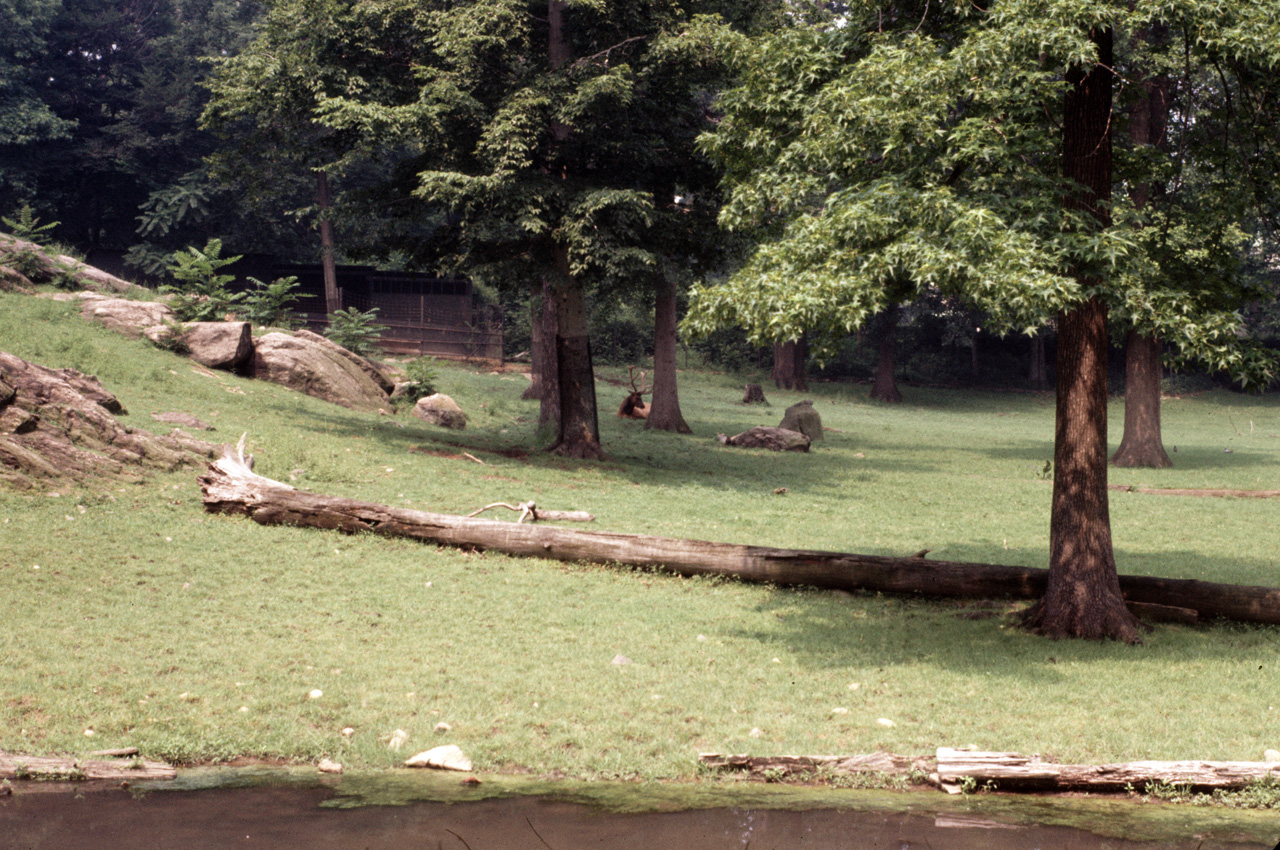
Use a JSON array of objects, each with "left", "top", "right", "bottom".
[{"left": 70, "top": 292, "right": 466, "bottom": 428}]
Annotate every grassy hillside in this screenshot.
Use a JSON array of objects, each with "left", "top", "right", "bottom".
[{"left": 3, "top": 291, "right": 1280, "bottom": 778}]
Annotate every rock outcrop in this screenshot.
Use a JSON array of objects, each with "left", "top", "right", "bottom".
[
  {"left": 250, "top": 332, "right": 391, "bottom": 412},
  {"left": 81, "top": 296, "right": 175, "bottom": 338},
  {"left": 178, "top": 321, "right": 254, "bottom": 371},
  {"left": 0, "top": 351, "right": 217, "bottom": 489}
]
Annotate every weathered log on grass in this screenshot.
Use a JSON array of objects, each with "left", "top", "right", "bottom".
[
  {"left": 1, "top": 752, "right": 176, "bottom": 781},
  {"left": 700, "top": 751, "right": 932, "bottom": 779},
  {"left": 936, "top": 748, "right": 1280, "bottom": 791},
  {"left": 1110, "top": 484, "right": 1280, "bottom": 499},
  {"left": 198, "top": 442, "right": 1280, "bottom": 625}
]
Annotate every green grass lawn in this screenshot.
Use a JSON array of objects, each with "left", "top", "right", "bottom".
[{"left": 4, "top": 291, "right": 1280, "bottom": 779}]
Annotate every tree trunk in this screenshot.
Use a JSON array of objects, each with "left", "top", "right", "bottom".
[
  {"left": 316, "top": 170, "right": 340, "bottom": 315},
  {"left": 771, "top": 337, "right": 807, "bottom": 391},
  {"left": 869, "top": 305, "right": 903, "bottom": 402},
  {"left": 198, "top": 442, "right": 1280, "bottom": 626},
  {"left": 548, "top": 249, "right": 602, "bottom": 459},
  {"left": 646, "top": 270, "right": 691, "bottom": 433},
  {"left": 1021, "top": 27, "right": 1143, "bottom": 643},
  {"left": 535, "top": 276, "right": 560, "bottom": 430},
  {"left": 1028, "top": 332, "right": 1049, "bottom": 390},
  {"left": 1112, "top": 331, "right": 1171, "bottom": 468},
  {"left": 1112, "top": 60, "right": 1172, "bottom": 469}
]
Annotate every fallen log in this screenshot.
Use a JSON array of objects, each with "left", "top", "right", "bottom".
[
  {"left": 1, "top": 752, "right": 176, "bottom": 781},
  {"left": 699, "top": 751, "right": 932, "bottom": 779},
  {"left": 198, "top": 441, "right": 1280, "bottom": 625},
  {"left": 936, "top": 748, "right": 1280, "bottom": 792},
  {"left": 1109, "top": 484, "right": 1280, "bottom": 499}
]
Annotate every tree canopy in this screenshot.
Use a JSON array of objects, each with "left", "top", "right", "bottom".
[{"left": 686, "top": 0, "right": 1280, "bottom": 640}]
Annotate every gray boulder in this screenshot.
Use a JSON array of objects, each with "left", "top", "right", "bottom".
[
  {"left": 412, "top": 393, "right": 467, "bottom": 430},
  {"left": 250, "top": 332, "right": 390, "bottom": 412},
  {"left": 180, "top": 322, "right": 254, "bottom": 370},
  {"left": 81, "top": 298, "right": 174, "bottom": 338},
  {"left": 779, "top": 399, "right": 823, "bottom": 441},
  {"left": 295, "top": 329, "right": 397, "bottom": 394}
]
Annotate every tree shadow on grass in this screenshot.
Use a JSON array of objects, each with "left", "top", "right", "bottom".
[{"left": 719, "top": 542, "right": 1280, "bottom": 682}]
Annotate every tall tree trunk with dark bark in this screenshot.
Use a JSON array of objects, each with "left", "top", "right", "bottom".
[
  {"left": 1029, "top": 332, "right": 1049, "bottom": 390},
  {"left": 771, "top": 337, "right": 807, "bottom": 391},
  {"left": 869, "top": 305, "right": 903, "bottom": 403},
  {"left": 1113, "top": 56, "right": 1172, "bottom": 469},
  {"left": 316, "top": 170, "right": 340, "bottom": 315},
  {"left": 542, "top": 0, "right": 601, "bottom": 459},
  {"left": 1112, "top": 330, "right": 1171, "bottom": 468},
  {"left": 536, "top": 276, "right": 561, "bottom": 431},
  {"left": 646, "top": 270, "right": 691, "bottom": 433},
  {"left": 548, "top": 248, "right": 602, "bottom": 458},
  {"left": 1020, "top": 27, "right": 1143, "bottom": 643}
]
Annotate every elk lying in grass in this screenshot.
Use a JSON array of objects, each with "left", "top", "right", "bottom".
[{"left": 617, "top": 366, "right": 651, "bottom": 420}]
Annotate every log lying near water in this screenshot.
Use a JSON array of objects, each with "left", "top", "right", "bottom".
[
  {"left": 0, "top": 752, "right": 176, "bottom": 782},
  {"left": 702, "top": 749, "right": 1280, "bottom": 793},
  {"left": 935, "top": 748, "right": 1280, "bottom": 792},
  {"left": 198, "top": 441, "right": 1280, "bottom": 625}
]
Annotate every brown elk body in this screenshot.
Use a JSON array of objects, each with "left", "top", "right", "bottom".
[{"left": 617, "top": 366, "right": 651, "bottom": 420}]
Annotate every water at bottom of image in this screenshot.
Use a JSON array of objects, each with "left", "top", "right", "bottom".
[{"left": 1, "top": 773, "right": 1275, "bottom": 850}]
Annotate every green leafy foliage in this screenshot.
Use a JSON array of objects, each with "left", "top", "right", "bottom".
[
  {"left": 161, "top": 239, "right": 245, "bottom": 322},
  {"left": 397, "top": 356, "right": 440, "bottom": 405},
  {"left": 685, "top": 1, "right": 1280, "bottom": 386},
  {"left": 323, "top": 307, "right": 386, "bottom": 356},
  {"left": 241, "top": 276, "right": 311, "bottom": 329},
  {"left": 0, "top": 205, "right": 59, "bottom": 280}
]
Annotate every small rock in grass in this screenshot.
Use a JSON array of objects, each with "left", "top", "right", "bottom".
[
  {"left": 1266, "top": 749, "right": 1280, "bottom": 762},
  {"left": 388, "top": 729, "right": 409, "bottom": 751},
  {"left": 341, "top": 727, "right": 355, "bottom": 738},
  {"left": 405, "top": 744, "right": 473, "bottom": 772},
  {"left": 435, "top": 722, "right": 452, "bottom": 733},
  {"left": 318, "top": 758, "right": 343, "bottom": 774},
  {"left": 876, "top": 718, "right": 896, "bottom": 728},
  {"left": 611, "top": 654, "right": 632, "bottom": 666},
  {"left": 308, "top": 689, "right": 323, "bottom": 699},
  {"left": 831, "top": 707, "right": 849, "bottom": 715},
  {"left": 748, "top": 728, "right": 763, "bottom": 739}
]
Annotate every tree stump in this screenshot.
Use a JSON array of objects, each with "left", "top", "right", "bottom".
[
  {"left": 779, "top": 400, "right": 823, "bottom": 441},
  {"left": 742, "top": 383, "right": 768, "bottom": 404}
]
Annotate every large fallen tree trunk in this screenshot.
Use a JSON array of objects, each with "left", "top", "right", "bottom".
[
  {"left": 198, "top": 442, "right": 1280, "bottom": 625},
  {"left": 936, "top": 748, "right": 1280, "bottom": 792},
  {"left": 0, "top": 751, "right": 175, "bottom": 782}
]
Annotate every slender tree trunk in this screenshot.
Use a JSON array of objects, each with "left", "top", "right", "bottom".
[
  {"left": 1020, "top": 26, "right": 1142, "bottom": 643},
  {"left": 771, "top": 337, "right": 807, "bottom": 391},
  {"left": 869, "top": 305, "right": 903, "bottom": 402},
  {"left": 316, "top": 170, "right": 340, "bottom": 315},
  {"left": 1113, "top": 58, "right": 1172, "bottom": 469},
  {"left": 1112, "top": 331, "right": 1171, "bottom": 468},
  {"left": 522, "top": 281, "right": 544, "bottom": 401},
  {"left": 1029, "top": 333, "right": 1049, "bottom": 390},
  {"left": 646, "top": 269, "right": 691, "bottom": 433}
]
